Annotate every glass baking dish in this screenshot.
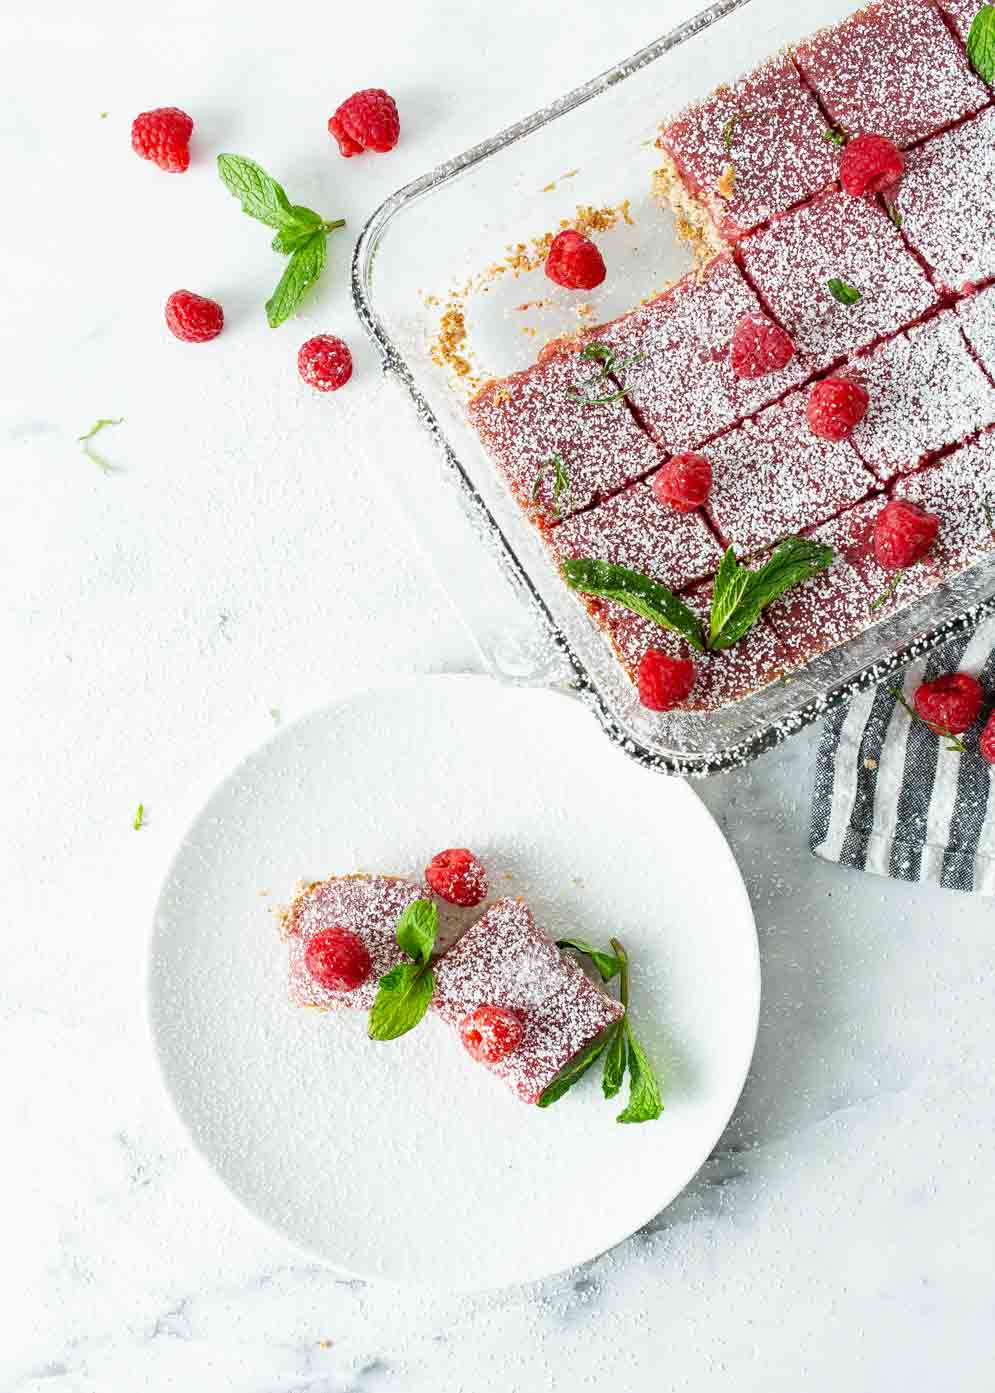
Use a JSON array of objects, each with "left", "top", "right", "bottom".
[{"left": 352, "top": 0, "right": 995, "bottom": 776}]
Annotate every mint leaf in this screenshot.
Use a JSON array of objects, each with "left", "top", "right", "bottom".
[
  {"left": 823, "top": 124, "right": 847, "bottom": 146},
  {"left": 368, "top": 963, "right": 435, "bottom": 1041},
  {"left": 533, "top": 452, "right": 571, "bottom": 518},
  {"left": 556, "top": 937, "right": 622, "bottom": 982},
  {"left": 579, "top": 341, "right": 615, "bottom": 368},
  {"left": 562, "top": 558, "right": 706, "bottom": 652},
  {"left": 616, "top": 1025, "right": 664, "bottom": 1124},
  {"left": 395, "top": 898, "right": 437, "bottom": 965},
  {"left": 537, "top": 1028, "right": 613, "bottom": 1107},
  {"left": 132, "top": 802, "right": 144, "bottom": 831},
  {"left": 708, "top": 538, "right": 833, "bottom": 650},
  {"left": 217, "top": 154, "right": 294, "bottom": 229},
  {"left": 722, "top": 114, "right": 741, "bottom": 151},
  {"left": 78, "top": 417, "right": 124, "bottom": 473},
  {"left": 602, "top": 1023, "right": 626, "bottom": 1099},
  {"left": 968, "top": 4, "right": 995, "bottom": 83},
  {"left": 828, "top": 277, "right": 862, "bottom": 306},
  {"left": 265, "top": 231, "right": 327, "bottom": 328}
]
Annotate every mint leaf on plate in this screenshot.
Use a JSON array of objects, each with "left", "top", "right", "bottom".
[
  {"left": 968, "top": 4, "right": 995, "bottom": 83},
  {"left": 562, "top": 558, "right": 706, "bottom": 652},
  {"left": 556, "top": 937, "right": 623, "bottom": 982},
  {"left": 395, "top": 898, "right": 438, "bottom": 965},
  {"left": 265, "top": 231, "right": 327, "bottom": 328},
  {"left": 828, "top": 277, "right": 862, "bottom": 306},
  {"left": 536, "top": 1028, "right": 613, "bottom": 1108},
  {"left": 217, "top": 154, "right": 294, "bottom": 229},
  {"left": 616, "top": 1028, "right": 664, "bottom": 1124},
  {"left": 368, "top": 962, "right": 435, "bottom": 1041},
  {"left": 601, "top": 1023, "right": 627, "bottom": 1099},
  {"left": 709, "top": 538, "right": 833, "bottom": 650}
]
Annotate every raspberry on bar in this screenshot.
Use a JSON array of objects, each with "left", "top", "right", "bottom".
[
  {"left": 893, "top": 432, "right": 995, "bottom": 580},
  {"left": 739, "top": 190, "right": 938, "bottom": 371},
  {"left": 431, "top": 898, "right": 624, "bottom": 1104},
  {"left": 658, "top": 55, "right": 837, "bottom": 241},
  {"left": 792, "top": 0, "right": 987, "bottom": 149},
  {"left": 847, "top": 312, "right": 995, "bottom": 480},
  {"left": 706, "top": 390, "right": 875, "bottom": 557},
  {"left": 899, "top": 110, "right": 995, "bottom": 294},
  {"left": 281, "top": 874, "right": 427, "bottom": 1011},
  {"left": 587, "top": 254, "right": 808, "bottom": 451},
  {"left": 958, "top": 285, "right": 995, "bottom": 377},
  {"left": 467, "top": 346, "right": 660, "bottom": 521}
]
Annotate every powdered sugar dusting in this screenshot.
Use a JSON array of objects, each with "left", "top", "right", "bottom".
[
  {"left": 792, "top": 0, "right": 987, "bottom": 149},
  {"left": 283, "top": 874, "right": 427, "bottom": 1011},
  {"left": 848, "top": 311, "right": 995, "bottom": 480},
  {"left": 740, "top": 190, "right": 938, "bottom": 369},
  {"left": 935, "top": 0, "right": 990, "bottom": 47},
  {"left": 431, "top": 897, "right": 624, "bottom": 1104},
  {"left": 900, "top": 109, "right": 995, "bottom": 293},
  {"left": 894, "top": 431, "right": 995, "bottom": 575},
  {"left": 958, "top": 284, "right": 995, "bottom": 375}
]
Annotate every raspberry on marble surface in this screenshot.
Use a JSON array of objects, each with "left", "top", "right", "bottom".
[
  {"left": 893, "top": 432, "right": 995, "bottom": 579},
  {"left": 957, "top": 285, "right": 995, "bottom": 377},
  {"left": 658, "top": 55, "right": 837, "bottom": 241},
  {"left": 847, "top": 312, "right": 995, "bottom": 480},
  {"left": 545, "top": 229, "right": 607, "bottom": 290},
  {"left": 739, "top": 189, "right": 938, "bottom": 371},
  {"left": 899, "top": 109, "right": 995, "bottom": 294},
  {"left": 328, "top": 88, "right": 400, "bottom": 156},
  {"left": 586, "top": 254, "right": 808, "bottom": 452},
  {"left": 467, "top": 346, "right": 661, "bottom": 522},
  {"left": 705, "top": 389, "right": 876, "bottom": 557},
  {"left": 792, "top": 0, "right": 987, "bottom": 149}
]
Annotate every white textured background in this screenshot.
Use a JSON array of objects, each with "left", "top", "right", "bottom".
[{"left": 4, "top": 1, "right": 995, "bottom": 1389}]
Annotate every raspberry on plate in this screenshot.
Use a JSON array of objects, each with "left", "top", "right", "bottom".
[
  {"left": 792, "top": 0, "right": 987, "bottom": 150},
  {"left": 739, "top": 189, "right": 937, "bottom": 371},
  {"left": 165, "top": 290, "right": 224, "bottom": 343},
  {"left": 298, "top": 334, "right": 353, "bottom": 392},
  {"left": 544, "top": 229, "right": 607, "bottom": 291},
  {"left": 459, "top": 1005, "right": 524, "bottom": 1064},
  {"left": 730, "top": 313, "right": 796, "bottom": 380},
  {"left": 638, "top": 650, "right": 696, "bottom": 711},
  {"left": 281, "top": 874, "right": 428, "bottom": 1012},
  {"left": 328, "top": 88, "right": 400, "bottom": 156},
  {"left": 657, "top": 54, "right": 837, "bottom": 241},
  {"left": 898, "top": 109, "right": 995, "bottom": 294},
  {"left": 425, "top": 848, "right": 488, "bottom": 908},
  {"left": 431, "top": 898, "right": 624, "bottom": 1104},
  {"left": 652, "top": 452, "right": 712, "bottom": 512},
  {"left": 873, "top": 498, "right": 940, "bottom": 569},
  {"left": 914, "top": 673, "right": 984, "bottom": 736},
  {"left": 839, "top": 133, "right": 904, "bottom": 198},
  {"left": 807, "top": 378, "right": 869, "bottom": 441},
  {"left": 132, "top": 106, "right": 193, "bottom": 172},
  {"left": 846, "top": 312, "right": 995, "bottom": 480},
  {"left": 304, "top": 927, "right": 372, "bottom": 993}
]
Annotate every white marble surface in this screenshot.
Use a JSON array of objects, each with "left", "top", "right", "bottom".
[{"left": 4, "top": 1, "right": 995, "bottom": 1388}]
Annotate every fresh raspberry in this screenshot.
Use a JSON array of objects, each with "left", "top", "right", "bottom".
[
  {"left": 653, "top": 453, "right": 712, "bottom": 512},
  {"left": 730, "top": 313, "right": 796, "bottom": 379},
  {"left": 840, "top": 133, "right": 905, "bottom": 198},
  {"left": 460, "top": 1005, "right": 524, "bottom": 1064},
  {"left": 544, "top": 229, "right": 607, "bottom": 291},
  {"left": 980, "top": 711, "right": 995, "bottom": 765},
  {"left": 637, "top": 650, "right": 696, "bottom": 712},
  {"left": 807, "top": 377, "right": 870, "bottom": 440},
  {"left": 131, "top": 107, "right": 193, "bottom": 173},
  {"left": 298, "top": 335, "right": 353, "bottom": 392},
  {"left": 873, "top": 499, "right": 940, "bottom": 569},
  {"left": 328, "top": 88, "right": 400, "bottom": 157},
  {"left": 425, "top": 848, "right": 488, "bottom": 907},
  {"left": 304, "top": 927, "right": 372, "bottom": 992},
  {"left": 914, "top": 673, "right": 984, "bottom": 735},
  {"left": 164, "top": 290, "right": 224, "bottom": 343}
]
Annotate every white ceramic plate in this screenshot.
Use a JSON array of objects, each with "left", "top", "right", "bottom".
[{"left": 148, "top": 676, "right": 759, "bottom": 1290}]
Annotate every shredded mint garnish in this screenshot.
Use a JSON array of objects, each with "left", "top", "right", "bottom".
[
  {"left": 722, "top": 114, "right": 741, "bottom": 152},
  {"left": 886, "top": 201, "right": 903, "bottom": 230},
  {"left": 533, "top": 452, "right": 571, "bottom": 518},
  {"left": 968, "top": 4, "right": 995, "bottom": 84},
  {"left": 133, "top": 803, "right": 144, "bottom": 831},
  {"left": 823, "top": 124, "right": 847, "bottom": 146},
  {"left": 368, "top": 899, "right": 438, "bottom": 1041},
  {"left": 78, "top": 417, "right": 124, "bottom": 473},
  {"left": 827, "top": 277, "right": 862, "bottom": 306},
  {"left": 870, "top": 571, "right": 903, "bottom": 613},
  {"left": 567, "top": 341, "right": 644, "bottom": 407}
]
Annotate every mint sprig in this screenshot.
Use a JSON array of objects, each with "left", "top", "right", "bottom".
[
  {"left": 562, "top": 558, "right": 706, "bottom": 652},
  {"left": 368, "top": 899, "right": 438, "bottom": 1041},
  {"left": 567, "top": 341, "right": 644, "bottom": 407},
  {"left": 217, "top": 154, "right": 345, "bottom": 328},
  {"left": 533, "top": 451, "right": 571, "bottom": 518},
  {"left": 556, "top": 937, "right": 623, "bottom": 982},
  {"left": 828, "top": 277, "right": 862, "bottom": 306},
  {"left": 709, "top": 538, "right": 834, "bottom": 650},
  {"left": 968, "top": 4, "right": 995, "bottom": 84}
]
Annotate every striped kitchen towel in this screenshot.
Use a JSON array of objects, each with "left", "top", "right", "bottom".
[{"left": 811, "top": 617, "right": 995, "bottom": 894}]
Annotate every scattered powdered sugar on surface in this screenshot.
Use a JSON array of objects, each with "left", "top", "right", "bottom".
[
  {"left": 894, "top": 430, "right": 995, "bottom": 573},
  {"left": 900, "top": 109, "right": 995, "bottom": 292},
  {"left": 958, "top": 284, "right": 995, "bottom": 376},
  {"left": 706, "top": 389, "right": 875, "bottom": 555},
  {"left": 592, "top": 254, "right": 809, "bottom": 451},
  {"left": 660, "top": 55, "right": 838, "bottom": 240},
  {"left": 466, "top": 347, "right": 660, "bottom": 519},
  {"left": 431, "top": 897, "right": 624, "bottom": 1104},
  {"left": 740, "top": 190, "right": 938, "bottom": 370},
  {"left": 283, "top": 874, "right": 427, "bottom": 1011},
  {"left": 547, "top": 480, "right": 723, "bottom": 591},
  {"left": 792, "top": 0, "right": 987, "bottom": 149},
  {"left": 935, "top": 0, "right": 988, "bottom": 44},
  {"left": 848, "top": 311, "right": 995, "bottom": 479}
]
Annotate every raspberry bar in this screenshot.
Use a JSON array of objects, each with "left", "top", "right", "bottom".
[
  {"left": 705, "top": 389, "right": 875, "bottom": 556},
  {"left": 431, "top": 897, "right": 624, "bottom": 1104},
  {"left": 467, "top": 345, "right": 660, "bottom": 521},
  {"left": 893, "top": 431, "right": 995, "bottom": 578},
  {"left": 739, "top": 190, "right": 938, "bottom": 371},
  {"left": 899, "top": 109, "right": 995, "bottom": 294},
  {"left": 793, "top": 0, "right": 987, "bottom": 149},
  {"left": 934, "top": 0, "right": 990, "bottom": 48},
  {"left": 847, "top": 311, "right": 995, "bottom": 480},
  {"left": 281, "top": 874, "right": 426, "bottom": 1011},
  {"left": 658, "top": 55, "right": 837, "bottom": 241},
  {"left": 958, "top": 286, "right": 995, "bottom": 376}
]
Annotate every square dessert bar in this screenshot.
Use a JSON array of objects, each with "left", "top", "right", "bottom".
[
  {"left": 958, "top": 285, "right": 995, "bottom": 375},
  {"left": 282, "top": 874, "right": 426, "bottom": 1012},
  {"left": 467, "top": 345, "right": 661, "bottom": 521},
  {"left": 706, "top": 389, "right": 876, "bottom": 556},
  {"left": 590, "top": 253, "right": 809, "bottom": 452},
  {"left": 658, "top": 54, "right": 837, "bottom": 241},
  {"left": 792, "top": 0, "right": 987, "bottom": 149},
  {"left": 431, "top": 898, "right": 624, "bottom": 1104},
  {"left": 899, "top": 109, "right": 995, "bottom": 294},
  {"left": 894, "top": 431, "right": 995, "bottom": 577},
  {"left": 739, "top": 190, "right": 938, "bottom": 370},
  {"left": 934, "top": 0, "right": 990, "bottom": 47},
  {"left": 847, "top": 310, "right": 995, "bottom": 480}
]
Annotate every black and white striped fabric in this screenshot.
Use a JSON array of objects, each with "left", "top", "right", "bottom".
[{"left": 811, "top": 618, "right": 995, "bottom": 894}]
